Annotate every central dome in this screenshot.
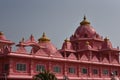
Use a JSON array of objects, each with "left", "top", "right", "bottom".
[{"left": 71, "top": 16, "right": 101, "bottom": 39}]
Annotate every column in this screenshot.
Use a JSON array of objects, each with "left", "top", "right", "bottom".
[
  {"left": 64, "top": 62, "right": 67, "bottom": 76},
  {"left": 89, "top": 51, "right": 92, "bottom": 61},
  {"left": 109, "top": 52, "right": 111, "bottom": 63},
  {"left": 30, "top": 59, "right": 34, "bottom": 75},
  {"left": 88, "top": 65, "right": 92, "bottom": 77},
  {"left": 48, "top": 62, "right": 52, "bottom": 72}
]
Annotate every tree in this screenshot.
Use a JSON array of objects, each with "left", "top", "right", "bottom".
[
  {"left": 111, "top": 72, "right": 119, "bottom": 80},
  {"left": 33, "top": 70, "right": 57, "bottom": 80}
]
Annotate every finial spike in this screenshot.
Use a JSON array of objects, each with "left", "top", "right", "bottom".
[
  {"left": 80, "top": 15, "right": 90, "bottom": 25},
  {"left": 83, "top": 15, "right": 86, "bottom": 20},
  {"left": 42, "top": 32, "right": 46, "bottom": 37}
]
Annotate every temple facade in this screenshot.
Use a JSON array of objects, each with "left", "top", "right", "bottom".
[{"left": 0, "top": 16, "right": 120, "bottom": 80}]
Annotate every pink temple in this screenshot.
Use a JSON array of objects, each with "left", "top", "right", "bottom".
[{"left": 0, "top": 16, "right": 120, "bottom": 80}]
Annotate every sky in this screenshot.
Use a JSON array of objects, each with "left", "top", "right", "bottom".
[{"left": 0, "top": 0, "right": 120, "bottom": 49}]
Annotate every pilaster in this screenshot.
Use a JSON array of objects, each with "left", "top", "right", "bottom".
[
  {"left": 109, "top": 52, "right": 111, "bottom": 63},
  {"left": 48, "top": 62, "right": 52, "bottom": 72},
  {"left": 64, "top": 62, "right": 67, "bottom": 76},
  {"left": 30, "top": 59, "right": 34, "bottom": 75},
  {"left": 88, "top": 65, "right": 92, "bottom": 77}
]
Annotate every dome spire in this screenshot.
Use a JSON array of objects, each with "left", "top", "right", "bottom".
[
  {"left": 80, "top": 15, "right": 90, "bottom": 25},
  {"left": 83, "top": 15, "right": 86, "bottom": 20}
]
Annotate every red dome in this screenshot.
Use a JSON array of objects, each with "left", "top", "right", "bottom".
[
  {"left": 74, "top": 25, "right": 97, "bottom": 38},
  {"left": 71, "top": 16, "right": 101, "bottom": 39}
]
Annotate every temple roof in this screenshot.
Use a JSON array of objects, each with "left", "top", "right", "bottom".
[{"left": 61, "top": 38, "right": 75, "bottom": 52}]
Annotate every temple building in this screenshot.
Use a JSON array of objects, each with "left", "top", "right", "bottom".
[{"left": 0, "top": 16, "right": 120, "bottom": 80}]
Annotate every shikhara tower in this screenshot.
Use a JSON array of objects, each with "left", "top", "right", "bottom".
[{"left": 0, "top": 16, "right": 120, "bottom": 80}]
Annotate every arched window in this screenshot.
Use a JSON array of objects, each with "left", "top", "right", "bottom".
[
  {"left": 53, "top": 66, "right": 61, "bottom": 73},
  {"left": 84, "top": 34, "right": 88, "bottom": 38}
]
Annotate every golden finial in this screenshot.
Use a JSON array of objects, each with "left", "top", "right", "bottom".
[
  {"left": 83, "top": 15, "right": 86, "bottom": 20},
  {"left": 0, "top": 31, "right": 4, "bottom": 35},
  {"left": 42, "top": 32, "right": 45, "bottom": 37},
  {"left": 38, "top": 32, "right": 50, "bottom": 42},
  {"left": 86, "top": 41, "right": 90, "bottom": 45},
  {"left": 64, "top": 38, "right": 70, "bottom": 42},
  {"left": 104, "top": 36, "right": 109, "bottom": 42},
  {"left": 80, "top": 15, "right": 90, "bottom": 25}
]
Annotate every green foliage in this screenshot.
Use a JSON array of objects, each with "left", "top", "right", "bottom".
[{"left": 33, "top": 70, "right": 57, "bottom": 80}]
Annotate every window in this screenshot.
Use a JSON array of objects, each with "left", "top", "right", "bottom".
[
  {"left": 93, "top": 69, "right": 98, "bottom": 74},
  {"left": 103, "top": 69, "right": 108, "bottom": 75},
  {"left": 113, "top": 71, "right": 118, "bottom": 75},
  {"left": 69, "top": 67, "right": 75, "bottom": 74},
  {"left": 82, "top": 68, "right": 87, "bottom": 74},
  {"left": 16, "top": 63, "right": 26, "bottom": 71},
  {"left": 53, "top": 66, "right": 61, "bottom": 73},
  {"left": 84, "top": 34, "right": 88, "bottom": 38},
  {"left": 36, "top": 64, "right": 45, "bottom": 72},
  {"left": 4, "top": 64, "right": 9, "bottom": 71}
]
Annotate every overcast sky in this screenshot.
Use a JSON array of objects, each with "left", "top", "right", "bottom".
[{"left": 0, "top": 0, "right": 120, "bottom": 49}]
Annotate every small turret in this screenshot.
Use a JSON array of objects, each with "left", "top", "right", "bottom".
[
  {"left": 62, "top": 38, "right": 74, "bottom": 50},
  {"left": 101, "top": 37, "right": 113, "bottom": 49},
  {"left": 30, "top": 34, "right": 35, "bottom": 42}
]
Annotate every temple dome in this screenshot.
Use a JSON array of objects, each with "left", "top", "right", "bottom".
[{"left": 71, "top": 16, "right": 101, "bottom": 39}]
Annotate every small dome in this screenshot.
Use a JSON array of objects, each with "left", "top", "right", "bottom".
[
  {"left": 80, "top": 15, "right": 90, "bottom": 25},
  {"left": 0, "top": 31, "right": 6, "bottom": 40},
  {"left": 62, "top": 38, "right": 73, "bottom": 50},
  {"left": 101, "top": 37, "right": 113, "bottom": 49},
  {"left": 38, "top": 32, "right": 50, "bottom": 42}
]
